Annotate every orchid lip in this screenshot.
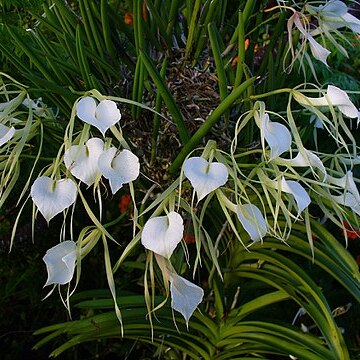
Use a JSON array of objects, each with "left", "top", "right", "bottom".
[
  {"left": 259, "top": 114, "right": 292, "bottom": 160},
  {"left": 236, "top": 203, "right": 267, "bottom": 242},
  {"left": 43, "top": 241, "right": 77, "bottom": 286},
  {"left": 97, "top": 147, "right": 140, "bottom": 194},
  {"left": 184, "top": 157, "right": 228, "bottom": 202},
  {"left": 76, "top": 97, "right": 121, "bottom": 136},
  {"left": 30, "top": 176, "right": 77, "bottom": 223},
  {"left": 141, "top": 211, "right": 184, "bottom": 259},
  {"left": 64, "top": 137, "right": 104, "bottom": 186},
  {"left": 169, "top": 271, "right": 204, "bottom": 325}
]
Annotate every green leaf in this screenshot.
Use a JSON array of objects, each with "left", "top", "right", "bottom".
[{"left": 140, "top": 50, "right": 190, "bottom": 144}]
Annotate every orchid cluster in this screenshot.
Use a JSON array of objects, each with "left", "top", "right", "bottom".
[
  {"left": 285, "top": 0, "right": 360, "bottom": 72},
  {"left": 1, "top": 62, "right": 359, "bottom": 330},
  {"left": 227, "top": 86, "right": 360, "bottom": 246},
  {"left": 30, "top": 96, "right": 140, "bottom": 224},
  {"left": 24, "top": 93, "right": 208, "bottom": 324}
]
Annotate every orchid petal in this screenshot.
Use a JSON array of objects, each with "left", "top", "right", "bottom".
[
  {"left": 184, "top": 157, "right": 228, "bottom": 202},
  {"left": 281, "top": 178, "right": 311, "bottom": 215},
  {"left": 308, "top": 1, "right": 360, "bottom": 34},
  {"left": 327, "top": 171, "right": 360, "bottom": 215},
  {"left": 43, "top": 241, "right": 77, "bottom": 286},
  {"left": 98, "top": 148, "right": 140, "bottom": 194},
  {"left": 327, "top": 171, "right": 360, "bottom": 198},
  {"left": 236, "top": 203, "right": 267, "bottom": 242},
  {"left": 169, "top": 272, "right": 204, "bottom": 325},
  {"left": 141, "top": 212, "right": 183, "bottom": 259},
  {"left": 30, "top": 176, "right": 77, "bottom": 223},
  {"left": 76, "top": 97, "right": 97, "bottom": 122},
  {"left": 260, "top": 114, "right": 292, "bottom": 160},
  {"left": 331, "top": 193, "right": 360, "bottom": 216},
  {"left": 341, "top": 13, "right": 360, "bottom": 34},
  {"left": 308, "top": 36, "right": 331, "bottom": 67},
  {"left": 307, "top": 1, "right": 348, "bottom": 16},
  {"left": 336, "top": 171, "right": 357, "bottom": 192},
  {"left": 327, "top": 85, "right": 358, "bottom": 118},
  {"left": 64, "top": 138, "right": 104, "bottom": 186},
  {"left": 95, "top": 100, "right": 121, "bottom": 124},
  {"left": 284, "top": 149, "right": 327, "bottom": 178},
  {"left": 0, "top": 124, "right": 15, "bottom": 146},
  {"left": 76, "top": 97, "right": 121, "bottom": 136},
  {"left": 294, "top": 85, "right": 358, "bottom": 119}
]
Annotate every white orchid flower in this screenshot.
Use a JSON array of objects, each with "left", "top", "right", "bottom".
[
  {"left": 275, "top": 149, "right": 327, "bottom": 178},
  {"left": 30, "top": 176, "right": 77, "bottom": 223},
  {"left": 64, "top": 138, "right": 104, "bottom": 186},
  {"left": 291, "top": 11, "right": 331, "bottom": 66},
  {"left": 43, "top": 241, "right": 77, "bottom": 286},
  {"left": 97, "top": 147, "right": 140, "bottom": 194},
  {"left": 280, "top": 177, "right": 311, "bottom": 215},
  {"left": 0, "top": 123, "right": 15, "bottom": 146},
  {"left": 141, "top": 212, "right": 183, "bottom": 259},
  {"left": 294, "top": 85, "right": 358, "bottom": 119},
  {"left": 258, "top": 114, "right": 292, "bottom": 160},
  {"left": 168, "top": 271, "right": 204, "bottom": 326},
  {"left": 307, "top": 1, "right": 360, "bottom": 35},
  {"left": 184, "top": 157, "right": 228, "bottom": 202},
  {"left": 307, "top": 37, "right": 331, "bottom": 67},
  {"left": 236, "top": 203, "right": 267, "bottom": 242},
  {"left": 327, "top": 171, "right": 360, "bottom": 216},
  {"left": 76, "top": 97, "right": 121, "bottom": 136}
]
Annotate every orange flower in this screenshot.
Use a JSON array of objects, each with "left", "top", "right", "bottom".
[
  {"left": 342, "top": 221, "right": 360, "bottom": 240},
  {"left": 231, "top": 56, "right": 238, "bottom": 68},
  {"left": 124, "top": 1, "right": 147, "bottom": 26},
  {"left": 142, "top": 0, "right": 148, "bottom": 21},
  {"left": 183, "top": 232, "right": 196, "bottom": 244},
  {"left": 124, "top": 12, "right": 134, "bottom": 26},
  {"left": 119, "top": 194, "right": 132, "bottom": 214}
]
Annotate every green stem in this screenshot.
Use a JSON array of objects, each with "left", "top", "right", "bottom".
[
  {"left": 235, "top": 10, "right": 245, "bottom": 87},
  {"left": 248, "top": 88, "right": 292, "bottom": 100},
  {"left": 140, "top": 50, "right": 190, "bottom": 144},
  {"left": 151, "top": 57, "right": 168, "bottom": 164}
]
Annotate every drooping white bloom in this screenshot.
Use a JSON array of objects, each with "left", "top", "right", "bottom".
[
  {"left": 294, "top": 85, "right": 358, "bottom": 119},
  {"left": 276, "top": 149, "right": 327, "bottom": 178},
  {"left": 236, "top": 203, "right": 267, "bottom": 242},
  {"left": 291, "top": 11, "right": 331, "bottom": 66},
  {"left": 327, "top": 171, "right": 360, "bottom": 215},
  {"left": 307, "top": 1, "right": 360, "bottom": 35},
  {"left": 76, "top": 97, "right": 121, "bottom": 136},
  {"left": 307, "top": 37, "right": 331, "bottom": 67},
  {"left": 280, "top": 177, "right": 311, "bottom": 215},
  {"left": 168, "top": 271, "right": 204, "bottom": 326},
  {"left": 184, "top": 157, "right": 228, "bottom": 202},
  {"left": 0, "top": 124, "right": 15, "bottom": 146},
  {"left": 43, "top": 241, "right": 77, "bottom": 286},
  {"left": 97, "top": 147, "right": 140, "bottom": 194},
  {"left": 64, "top": 138, "right": 104, "bottom": 186},
  {"left": 30, "top": 176, "right": 77, "bottom": 223},
  {"left": 259, "top": 114, "right": 292, "bottom": 160},
  {"left": 141, "top": 212, "right": 183, "bottom": 259}
]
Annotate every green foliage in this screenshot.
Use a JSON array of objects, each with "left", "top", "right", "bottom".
[{"left": 33, "top": 217, "right": 359, "bottom": 359}]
